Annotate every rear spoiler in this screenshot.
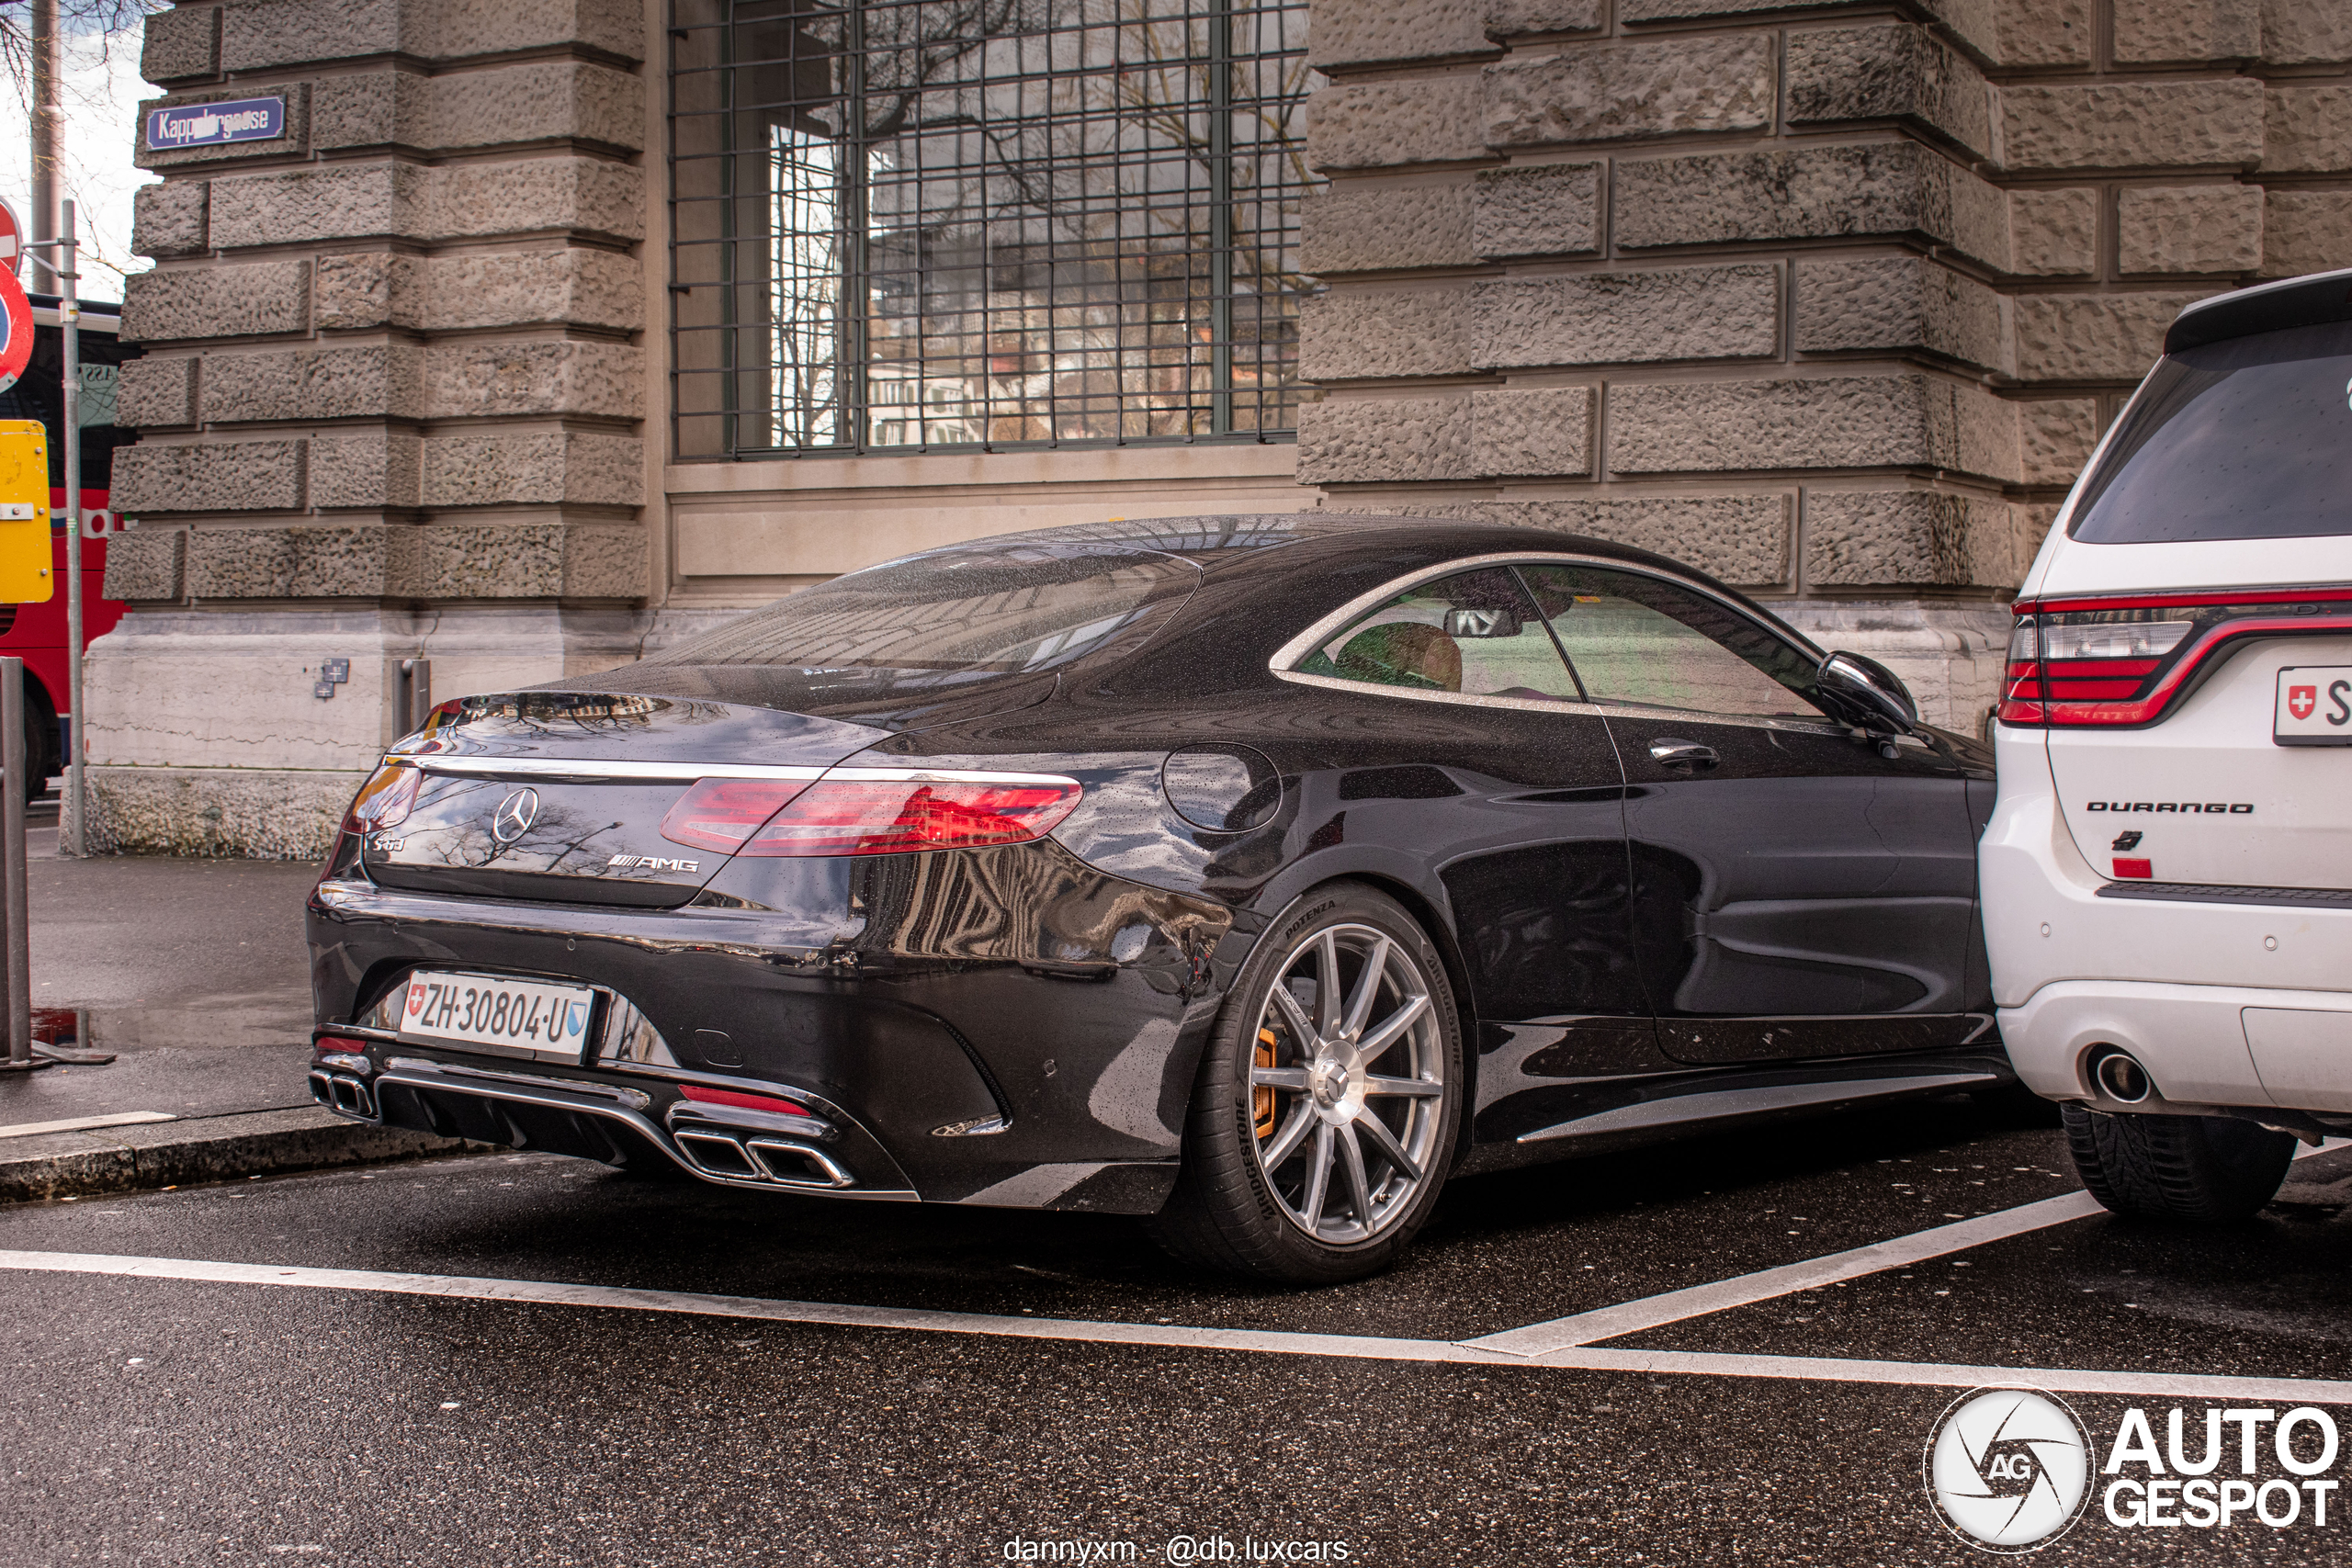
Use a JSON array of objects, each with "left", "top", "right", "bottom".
[{"left": 2164, "top": 266, "right": 2352, "bottom": 355}]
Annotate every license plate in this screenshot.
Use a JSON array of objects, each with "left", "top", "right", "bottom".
[
  {"left": 2275, "top": 667, "right": 2352, "bottom": 745},
  {"left": 397, "top": 971, "right": 598, "bottom": 1061}
]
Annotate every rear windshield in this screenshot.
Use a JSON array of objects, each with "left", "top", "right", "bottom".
[
  {"left": 639, "top": 542, "right": 1198, "bottom": 672},
  {"left": 2069, "top": 321, "right": 2352, "bottom": 544}
]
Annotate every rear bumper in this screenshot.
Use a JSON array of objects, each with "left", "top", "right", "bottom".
[
  {"left": 1984, "top": 723, "right": 2352, "bottom": 1119},
  {"left": 305, "top": 838, "right": 1249, "bottom": 1213},
  {"left": 309, "top": 1054, "right": 910, "bottom": 1197},
  {"left": 1997, "top": 980, "right": 2352, "bottom": 1115}
]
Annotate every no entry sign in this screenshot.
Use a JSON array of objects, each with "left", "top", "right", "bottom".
[
  {"left": 0, "top": 265, "right": 33, "bottom": 395},
  {"left": 0, "top": 197, "right": 20, "bottom": 277}
]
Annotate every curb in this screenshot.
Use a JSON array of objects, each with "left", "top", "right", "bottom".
[{"left": 0, "top": 1106, "right": 476, "bottom": 1202}]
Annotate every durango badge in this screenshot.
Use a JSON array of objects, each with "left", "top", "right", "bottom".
[{"left": 1925, "top": 1387, "right": 2093, "bottom": 1552}]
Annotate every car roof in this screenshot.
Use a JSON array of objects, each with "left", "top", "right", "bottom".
[
  {"left": 2164, "top": 265, "right": 2352, "bottom": 355},
  {"left": 944, "top": 510, "right": 1795, "bottom": 629},
  {"left": 920, "top": 512, "right": 1822, "bottom": 671},
  {"left": 939, "top": 510, "right": 1728, "bottom": 579}
]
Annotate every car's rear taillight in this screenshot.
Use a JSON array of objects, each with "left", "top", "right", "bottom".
[
  {"left": 659, "top": 778, "right": 813, "bottom": 853},
  {"left": 1997, "top": 616, "right": 2045, "bottom": 725},
  {"left": 2000, "top": 589, "right": 2352, "bottom": 728},
  {"left": 341, "top": 762, "right": 422, "bottom": 833},
  {"left": 735, "top": 773, "right": 1082, "bottom": 857}
]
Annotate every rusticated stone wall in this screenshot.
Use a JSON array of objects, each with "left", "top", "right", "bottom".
[
  {"left": 1293, "top": 0, "right": 2352, "bottom": 729},
  {"left": 90, "top": 0, "right": 649, "bottom": 856}
]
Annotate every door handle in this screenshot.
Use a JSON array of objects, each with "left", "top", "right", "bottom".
[{"left": 1647, "top": 738, "right": 1719, "bottom": 770}]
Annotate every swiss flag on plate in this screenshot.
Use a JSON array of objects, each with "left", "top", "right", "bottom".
[{"left": 2290, "top": 684, "right": 2318, "bottom": 720}]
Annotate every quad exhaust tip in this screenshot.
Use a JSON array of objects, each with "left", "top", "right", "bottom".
[
  {"left": 309, "top": 1068, "right": 378, "bottom": 1120},
  {"left": 2092, "top": 1051, "right": 2154, "bottom": 1104}
]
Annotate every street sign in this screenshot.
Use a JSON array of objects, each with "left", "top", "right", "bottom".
[
  {"left": 0, "top": 197, "right": 19, "bottom": 277},
  {"left": 145, "top": 96, "right": 286, "bottom": 151},
  {"left": 0, "top": 267, "right": 29, "bottom": 395},
  {"left": 0, "top": 423, "right": 53, "bottom": 604}
]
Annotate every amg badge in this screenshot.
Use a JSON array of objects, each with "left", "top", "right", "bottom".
[{"left": 606, "top": 854, "right": 699, "bottom": 873}]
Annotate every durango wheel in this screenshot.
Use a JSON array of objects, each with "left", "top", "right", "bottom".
[{"left": 1152, "top": 884, "right": 1463, "bottom": 1284}]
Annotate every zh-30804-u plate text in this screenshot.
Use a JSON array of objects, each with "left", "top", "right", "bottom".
[{"left": 398, "top": 971, "right": 597, "bottom": 1063}]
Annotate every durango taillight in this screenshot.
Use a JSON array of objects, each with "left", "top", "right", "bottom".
[
  {"left": 341, "top": 762, "right": 422, "bottom": 833},
  {"left": 2001, "top": 588, "right": 2352, "bottom": 728},
  {"left": 756, "top": 773, "right": 1080, "bottom": 857}
]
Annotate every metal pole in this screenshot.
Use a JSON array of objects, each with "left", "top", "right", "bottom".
[
  {"left": 0, "top": 657, "right": 38, "bottom": 1072},
  {"left": 400, "top": 657, "right": 431, "bottom": 733},
  {"left": 60, "top": 200, "right": 82, "bottom": 857},
  {"left": 28, "top": 0, "right": 59, "bottom": 295}
]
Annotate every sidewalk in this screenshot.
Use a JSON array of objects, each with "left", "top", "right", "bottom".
[{"left": 1, "top": 795, "right": 467, "bottom": 1201}]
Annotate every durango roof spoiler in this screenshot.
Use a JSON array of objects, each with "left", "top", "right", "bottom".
[{"left": 2163, "top": 265, "right": 2352, "bottom": 355}]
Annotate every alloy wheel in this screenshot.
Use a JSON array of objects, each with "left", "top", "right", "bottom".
[{"left": 1246, "top": 921, "right": 1448, "bottom": 1246}]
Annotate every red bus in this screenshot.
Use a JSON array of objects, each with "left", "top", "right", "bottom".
[{"left": 0, "top": 296, "right": 136, "bottom": 800}]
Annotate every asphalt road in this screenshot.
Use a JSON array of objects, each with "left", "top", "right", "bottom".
[{"left": 6, "top": 1094, "right": 2351, "bottom": 1566}]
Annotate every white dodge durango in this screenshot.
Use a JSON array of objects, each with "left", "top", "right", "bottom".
[{"left": 1984, "top": 266, "right": 2352, "bottom": 1222}]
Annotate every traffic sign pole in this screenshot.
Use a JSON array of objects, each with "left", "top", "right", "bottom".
[
  {"left": 25, "top": 211, "right": 83, "bottom": 852},
  {"left": 0, "top": 656, "right": 39, "bottom": 1071},
  {"left": 60, "top": 201, "right": 80, "bottom": 857}
]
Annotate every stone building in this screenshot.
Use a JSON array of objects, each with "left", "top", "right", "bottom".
[{"left": 92, "top": 0, "right": 2352, "bottom": 856}]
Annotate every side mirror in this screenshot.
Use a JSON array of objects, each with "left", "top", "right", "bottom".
[
  {"left": 1443, "top": 607, "right": 1523, "bottom": 638},
  {"left": 1815, "top": 650, "right": 1918, "bottom": 735}
]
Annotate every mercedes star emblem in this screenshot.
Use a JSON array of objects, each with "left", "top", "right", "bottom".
[{"left": 491, "top": 786, "right": 539, "bottom": 844}]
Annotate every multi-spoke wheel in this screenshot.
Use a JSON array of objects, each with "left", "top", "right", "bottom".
[{"left": 1151, "top": 883, "right": 1463, "bottom": 1284}]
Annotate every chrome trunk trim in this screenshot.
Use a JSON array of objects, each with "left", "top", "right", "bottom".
[
  {"left": 391, "top": 756, "right": 1079, "bottom": 789},
  {"left": 398, "top": 757, "right": 829, "bottom": 784}
]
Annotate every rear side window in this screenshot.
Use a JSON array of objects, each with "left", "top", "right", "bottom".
[
  {"left": 2069, "top": 321, "right": 2352, "bottom": 544},
  {"left": 1295, "top": 567, "right": 1583, "bottom": 703},
  {"left": 641, "top": 543, "right": 1197, "bottom": 672},
  {"left": 1520, "top": 564, "right": 1825, "bottom": 719}
]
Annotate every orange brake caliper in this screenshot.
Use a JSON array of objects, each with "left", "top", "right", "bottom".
[{"left": 1253, "top": 1026, "right": 1279, "bottom": 1139}]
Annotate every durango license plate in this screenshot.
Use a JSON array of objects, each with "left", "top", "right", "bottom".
[
  {"left": 2275, "top": 667, "right": 2352, "bottom": 745},
  {"left": 398, "top": 971, "right": 598, "bottom": 1061}
]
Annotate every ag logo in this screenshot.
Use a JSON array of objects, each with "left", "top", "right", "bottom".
[
  {"left": 2290, "top": 684, "right": 2318, "bottom": 721},
  {"left": 1924, "top": 1387, "right": 2092, "bottom": 1552}
]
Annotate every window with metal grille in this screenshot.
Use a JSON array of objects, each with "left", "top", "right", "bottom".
[{"left": 669, "top": 0, "right": 1319, "bottom": 460}]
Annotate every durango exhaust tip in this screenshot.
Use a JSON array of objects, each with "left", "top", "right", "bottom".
[{"left": 2092, "top": 1051, "right": 2154, "bottom": 1104}]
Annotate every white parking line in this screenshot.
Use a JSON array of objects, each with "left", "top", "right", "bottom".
[
  {"left": 6, "top": 1248, "right": 2352, "bottom": 1404},
  {"left": 1465, "top": 1194, "right": 2106, "bottom": 1357},
  {"left": 1472, "top": 1138, "right": 2347, "bottom": 1359}
]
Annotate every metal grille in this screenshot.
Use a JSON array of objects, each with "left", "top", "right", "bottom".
[{"left": 669, "top": 0, "right": 1319, "bottom": 460}]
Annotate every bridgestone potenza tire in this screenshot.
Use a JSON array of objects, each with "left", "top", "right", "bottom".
[
  {"left": 1148, "top": 883, "right": 1464, "bottom": 1286},
  {"left": 2062, "top": 1104, "right": 2296, "bottom": 1223}
]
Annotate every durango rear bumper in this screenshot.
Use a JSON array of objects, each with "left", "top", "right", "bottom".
[{"left": 1998, "top": 979, "right": 2352, "bottom": 1125}]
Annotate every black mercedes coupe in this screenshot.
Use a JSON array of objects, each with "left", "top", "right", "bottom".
[{"left": 307, "top": 514, "right": 2009, "bottom": 1283}]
